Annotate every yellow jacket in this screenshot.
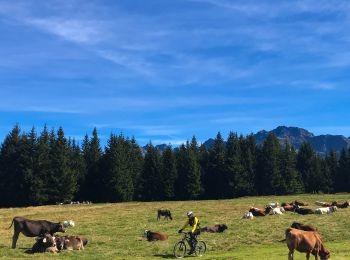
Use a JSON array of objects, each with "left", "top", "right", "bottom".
[{"left": 181, "top": 216, "right": 199, "bottom": 233}]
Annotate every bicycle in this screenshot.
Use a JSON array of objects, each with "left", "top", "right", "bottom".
[{"left": 173, "top": 232, "right": 206, "bottom": 258}]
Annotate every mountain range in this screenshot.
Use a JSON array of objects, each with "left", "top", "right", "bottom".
[{"left": 149, "top": 126, "right": 350, "bottom": 155}]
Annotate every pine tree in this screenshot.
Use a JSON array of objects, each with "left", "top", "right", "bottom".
[
  {"left": 160, "top": 145, "right": 177, "bottom": 200},
  {"left": 129, "top": 137, "right": 144, "bottom": 200},
  {"left": 206, "top": 132, "right": 226, "bottom": 199},
  {"left": 296, "top": 142, "right": 316, "bottom": 193},
  {"left": 280, "top": 143, "right": 303, "bottom": 194},
  {"left": 257, "top": 133, "right": 285, "bottom": 195},
  {"left": 198, "top": 144, "right": 209, "bottom": 198},
  {"left": 0, "top": 125, "right": 28, "bottom": 206},
  {"left": 140, "top": 143, "right": 162, "bottom": 201},
  {"left": 335, "top": 149, "right": 350, "bottom": 192},
  {"left": 324, "top": 150, "right": 337, "bottom": 193},
  {"left": 102, "top": 134, "right": 135, "bottom": 202},
  {"left": 238, "top": 134, "right": 256, "bottom": 196},
  {"left": 69, "top": 139, "right": 85, "bottom": 200},
  {"left": 185, "top": 137, "right": 202, "bottom": 199},
  {"left": 47, "top": 127, "right": 76, "bottom": 203},
  {"left": 81, "top": 128, "right": 103, "bottom": 202}
]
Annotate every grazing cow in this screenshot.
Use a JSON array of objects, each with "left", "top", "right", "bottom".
[
  {"left": 144, "top": 230, "right": 168, "bottom": 241},
  {"left": 30, "top": 234, "right": 58, "bottom": 253},
  {"left": 294, "top": 206, "right": 315, "bottom": 215},
  {"left": 294, "top": 200, "right": 308, "bottom": 206},
  {"left": 55, "top": 235, "right": 87, "bottom": 250},
  {"left": 285, "top": 228, "right": 330, "bottom": 260},
  {"left": 241, "top": 211, "right": 254, "bottom": 219},
  {"left": 249, "top": 207, "right": 266, "bottom": 217},
  {"left": 157, "top": 209, "right": 173, "bottom": 221},
  {"left": 291, "top": 222, "right": 317, "bottom": 232},
  {"left": 8, "top": 217, "right": 65, "bottom": 249},
  {"left": 266, "top": 202, "right": 280, "bottom": 208},
  {"left": 315, "top": 206, "right": 337, "bottom": 214},
  {"left": 200, "top": 224, "right": 228, "bottom": 233}
]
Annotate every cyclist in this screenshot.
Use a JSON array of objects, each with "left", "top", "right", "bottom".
[{"left": 178, "top": 211, "right": 200, "bottom": 255}]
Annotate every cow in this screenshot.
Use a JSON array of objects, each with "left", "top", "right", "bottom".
[
  {"left": 285, "top": 228, "right": 330, "bottom": 260},
  {"left": 283, "top": 204, "right": 296, "bottom": 211},
  {"left": 294, "top": 206, "right": 315, "bottom": 215},
  {"left": 249, "top": 207, "right": 267, "bottom": 217},
  {"left": 266, "top": 202, "right": 280, "bottom": 208},
  {"left": 63, "top": 220, "right": 75, "bottom": 228},
  {"left": 8, "top": 216, "right": 65, "bottom": 249},
  {"left": 144, "top": 230, "right": 168, "bottom": 241},
  {"left": 267, "top": 206, "right": 285, "bottom": 215},
  {"left": 200, "top": 224, "right": 228, "bottom": 233},
  {"left": 315, "top": 206, "right": 337, "bottom": 214},
  {"left": 157, "top": 209, "right": 173, "bottom": 221},
  {"left": 241, "top": 211, "right": 254, "bottom": 219},
  {"left": 315, "top": 201, "right": 333, "bottom": 207},
  {"left": 294, "top": 200, "right": 309, "bottom": 206},
  {"left": 29, "top": 234, "right": 58, "bottom": 254},
  {"left": 55, "top": 235, "right": 88, "bottom": 251},
  {"left": 338, "top": 201, "right": 349, "bottom": 208},
  {"left": 291, "top": 222, "right": 317, "bottom": 232}
]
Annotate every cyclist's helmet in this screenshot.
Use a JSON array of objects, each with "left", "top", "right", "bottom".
[{"left": 187, "top": 211, "right": 193, "bottom": 217}]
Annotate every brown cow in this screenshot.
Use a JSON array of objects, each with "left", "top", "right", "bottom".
[
  {"left": 144, "top": 230, "right": 168, "bottom": 241},
  {"left": 283, "top": 204, "right": 296, "bottom": 211},
  {"left": 55, "top": 235, "right": 88, "bottom": 250},
  {"left": 285, "top": 228, "right": 330, "bottom": 260},
  {"left": 200, "top": 224, "right": 228, "bottom": 233},
  {"left": 249, "top": 207, "right": 267, "bottom": 217},
  {"left": 294, "top": 200, "right": 308, "bottom": 206},
  {"left": 291, "top": 222, "right": 317, "bottom": 232}
]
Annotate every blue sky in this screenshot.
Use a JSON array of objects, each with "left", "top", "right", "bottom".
[{"left": 1, "top": 0, "right": 350, "bottom": 147}]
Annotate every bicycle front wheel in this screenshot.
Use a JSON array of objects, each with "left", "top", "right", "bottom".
[
  {"left": 174, "top": 241, "right": 186, "bottom": 258},
  {"left": 195, "top": 240, "right": 206, "bottom": 257}
]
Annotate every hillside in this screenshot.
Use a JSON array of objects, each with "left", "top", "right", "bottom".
[{"left": 1, "top": 194, "right": 350, "bottom": 259}]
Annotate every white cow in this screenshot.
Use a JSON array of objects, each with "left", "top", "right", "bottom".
[
  {"left": 269, "top": 207, "right": 285, "bottom": 215},
  {"left": 266, "top": 202, "right": 280, "bottom": 208},
  {"left": 315, "top": 206, "right": 337, "bottom": 214},
  {"left": 241, "top": 211, "right": 254, "bottom": 219}
]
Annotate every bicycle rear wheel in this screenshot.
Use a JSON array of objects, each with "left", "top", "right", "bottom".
[
  {"left": 195, "top": 240, "right": 206, "bottom": 257},
  {"left": 174, "top": 241, "right": 186, "bottom": 258}
]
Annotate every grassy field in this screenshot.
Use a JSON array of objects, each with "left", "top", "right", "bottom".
[{"left": 1, "top": 194, "right": 350, "bottom": 259}]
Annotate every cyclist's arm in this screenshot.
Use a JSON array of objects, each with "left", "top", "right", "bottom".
[
  {"left": 181, "top": 220, "right": 189, "bottom": 230},
  {"left": 191, "top": 217, "right": 198, "bottom": 233}
]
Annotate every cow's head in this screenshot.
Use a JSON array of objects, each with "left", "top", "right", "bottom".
[
  {"left": 319, "top": 249, "right": 330, "bottom": 260},
  {"left": 219, "top": 224, "right": 228, "bottom": 232},
  {"left": 264, "top": 206, "right": 272, "bottom": 214},
  {"left": 144, "top": 230, "right": 149, "bottom": 238},
  {"left": 57, "top": 223, "right": 66, "bottom": 233},
  {"left": 37, "top": 234, "right": 56, "bottom": 248}
]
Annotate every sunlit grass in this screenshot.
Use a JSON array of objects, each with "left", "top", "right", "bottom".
[{"left": 0, "top": 194, "right": 350, "bottom": 259}]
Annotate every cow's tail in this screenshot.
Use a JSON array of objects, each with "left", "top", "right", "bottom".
[
  {"left": 7, "top": 218, "right": 15, "bottom": 229},
  {"left": 279, "top": 238, "right": 286, "bottom": 242}
]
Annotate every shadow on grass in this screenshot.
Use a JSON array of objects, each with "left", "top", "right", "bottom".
[{"left": 153, "top": 254, "right": 199, "bottom": 258}]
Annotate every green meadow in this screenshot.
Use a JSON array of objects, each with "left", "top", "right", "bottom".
[{"left": 1, "top": 194, "right": 350, "bottom": 259}]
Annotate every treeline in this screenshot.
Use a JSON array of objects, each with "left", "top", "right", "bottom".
[{"left": 0, "top": 125, "right": 350, "bottom": 207}]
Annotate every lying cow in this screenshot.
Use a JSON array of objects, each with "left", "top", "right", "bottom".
[
  {"left": 266, "top": 202, "right": 280, "bottom": 208},
  {"left": 8, "top": 216, "right": 65, "bottom": 249},
  {"left": 241, "top": 211, "right": 254, "bottom": 219},
  {"left": 55, "top": 235, "right": 88, "bottom": 250},
  {"left": 294, "top": 206, "right": 315, "bottom": 215},
  {"left": 283, "top": 204, "right": 296, "bottom": 211},
  {"left": 337, "top": 201, "right": 349, "bottom": 208},
  {"left": 249, "top": 207, "right": 267, "bottom": 217},
  {"left": 291, "top": 222, "right": 317, "bottom": 232},
  {"left": 315, "top": 201, "right": 334, "bottom": 207},
  {"left": 294, "top": 200, "right": 308, "bottom": 206},
  {"left": 144, "top": 230, "right": 168, "bottom": 241},
  {"left": 157, "top": 209, "right": 173, "bottom": 221},
  {"left": 285, "top": 228, "right": 330, "bottom": 260},
  {"left": 266, "top": 206, "right": 285, "bottom": 215},
  {"left": 200, "top": 224, "right": 228, "bottom": 233},
  {"left": 29, "top": 234, "right": 58, "bottom": 253},
  {"left": 315, "top": 206, "right": 337, "bottom": 214}
]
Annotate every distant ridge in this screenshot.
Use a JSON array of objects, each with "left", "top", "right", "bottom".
[{"left": 169, "top": 126, "right": 350, "bottom": 155}]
